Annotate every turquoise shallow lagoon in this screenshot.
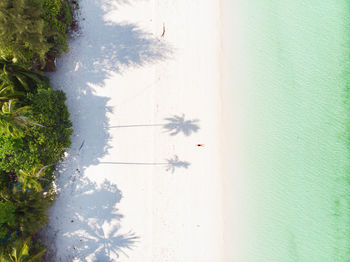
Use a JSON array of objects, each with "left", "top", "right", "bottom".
[{"left": 230, "top": 1, "right": 350, "bottom": 261}]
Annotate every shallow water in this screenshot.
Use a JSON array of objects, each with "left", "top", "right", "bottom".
[{"left": 229, "top": 1, "right": 350, "bottom": 261}]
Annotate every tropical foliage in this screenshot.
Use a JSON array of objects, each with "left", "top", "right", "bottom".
[
  {"left": 0, "top": 0, "right": 73, "bottom": 260},
  {"left": 0, "top": 237, "right": 45, "bottom": 262},
  {"left": 0, "top": 60, "right": 49, "bottom": 95},
  {"left": 43, "top": 0, "right": 73, "bottom": 57},
  {"left": 0, "top": 100, "right": 32, "bottom": 138},
  {"left": 0, "top": 0, "right": 73, "bottom": 67}
]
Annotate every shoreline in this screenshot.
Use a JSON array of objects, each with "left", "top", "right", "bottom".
[{"left": 220, "top": 0, "right": 248, "bottom": 260}]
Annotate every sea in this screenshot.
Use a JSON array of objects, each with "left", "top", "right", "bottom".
[{"left": 224, "top": 1, "right": 350, "bottom": 261}]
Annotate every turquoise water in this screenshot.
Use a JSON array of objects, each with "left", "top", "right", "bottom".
[{"left": 233, "top": 1, "right": 350, "bottom": 261}]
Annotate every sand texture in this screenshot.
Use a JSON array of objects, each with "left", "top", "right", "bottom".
[{"left": 43, "top": 0, "right": 224, "bottom": 261}]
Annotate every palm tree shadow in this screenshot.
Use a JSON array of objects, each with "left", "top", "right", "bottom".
[
  {"left": 109, "top": 114, "right": 200, "bottom": 137},
  {"left": 42, "top": 177, "right": 138, "bottom": 261},
  {"left": 163, "top": 114, "right": 200, "bottom": 136},
  {"left": 99, "top": 155, "right": 191, "bottom": 173},
  {"left": 68, "top": 0, "right": 171, "bottom": 83},
  {"left": 165, "top": 155, "right": 190, "bottom": 173}
]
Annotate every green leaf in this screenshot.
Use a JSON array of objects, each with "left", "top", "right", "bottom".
[{"left": 14, "top": 76, "right": 29, "bottom": 91}]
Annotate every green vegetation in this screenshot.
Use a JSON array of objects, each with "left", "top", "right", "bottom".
[
  {"left": 0, "top": 0, "right": 73, "bottom": 68},
  {"left": 43, "top": 0, "right": 73, "bottom": 56},
  {"left": 0, "top": 88, "right": 72, "bottom": 181},
  {"left": 0, "top": 1, "right": 74, "bottom": 260},
  {"left": 1, "top": 236, "right": 46, "bottom": 262}
]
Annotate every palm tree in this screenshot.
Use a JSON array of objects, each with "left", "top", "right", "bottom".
[
  {"left": 4, "top": 237, "right": 46, "bottom": 262},
  {"left": 17, "top": 170, "right": 42, "bottom": 193},
  {"left": 11, "top": 190, "right": 52, "bottom": 235},
  {"left": 0, "top": 100, "right": 33, "bottom": 137},
  {"left": 0, "top": 60, "right": 47, "bottom": 93},
  {"left": 0, "top": 82, "right": 25, "bottom": 101},
  {"left": 17, "top": 164, "right": 55, "bottom": 193}
]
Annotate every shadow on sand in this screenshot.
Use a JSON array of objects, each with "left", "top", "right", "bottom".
[
  {"left": 41, "top": 0, "right": 170, "bottom": 260},
  {"left": 48, "top": 0, "right": 171, "bottom": 172},
  {"left": 163, "top": 115, "right": 199, "bottom": 136},
  {"left": 100, "top": 155, "right": 191, "bottom": 174},
  {"left": 42, "top": 177, "right": 138, "bottom": 261},
  {"left": 109, "top": 114, "right": 200, "bottom": 136}
]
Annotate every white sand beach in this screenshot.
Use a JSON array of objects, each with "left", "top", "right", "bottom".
[{"left": 44, "top": 0, "right": 228, "bottom": 261}]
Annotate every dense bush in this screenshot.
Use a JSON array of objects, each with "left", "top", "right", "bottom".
[
  {"left": 0, "top": 201, "right": 16, "bottom": 239},
  {"left": 0, "top": 83, "right": 72, "bottom": 256},
  {"left": 0, "top": 0, "right": 50, "bottom": 66},
  {"left": 0, "top": 190, "right": 53, "bottom": 239},
  {"left": 0, "top": 1, "right": 73, "bottom": 260},
  {"left": 43, "top": 0, "right": 73, "bottom": 56},
  {"left": 0, "top": 88, "right": 72, "bottom": 182},
  {"left": 0, "top": 0, "right": 72, "bottom": 67},
  {"left": 10, "top": 190, "right": 53, "bottom": 236}
]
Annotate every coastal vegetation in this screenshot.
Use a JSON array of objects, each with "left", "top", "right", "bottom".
[
  {"left": 0, "top": 0, "right": 74, "bottom": 260},
  {"left": 0, "top": 0, "right": 72, "bottom": 68}
]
